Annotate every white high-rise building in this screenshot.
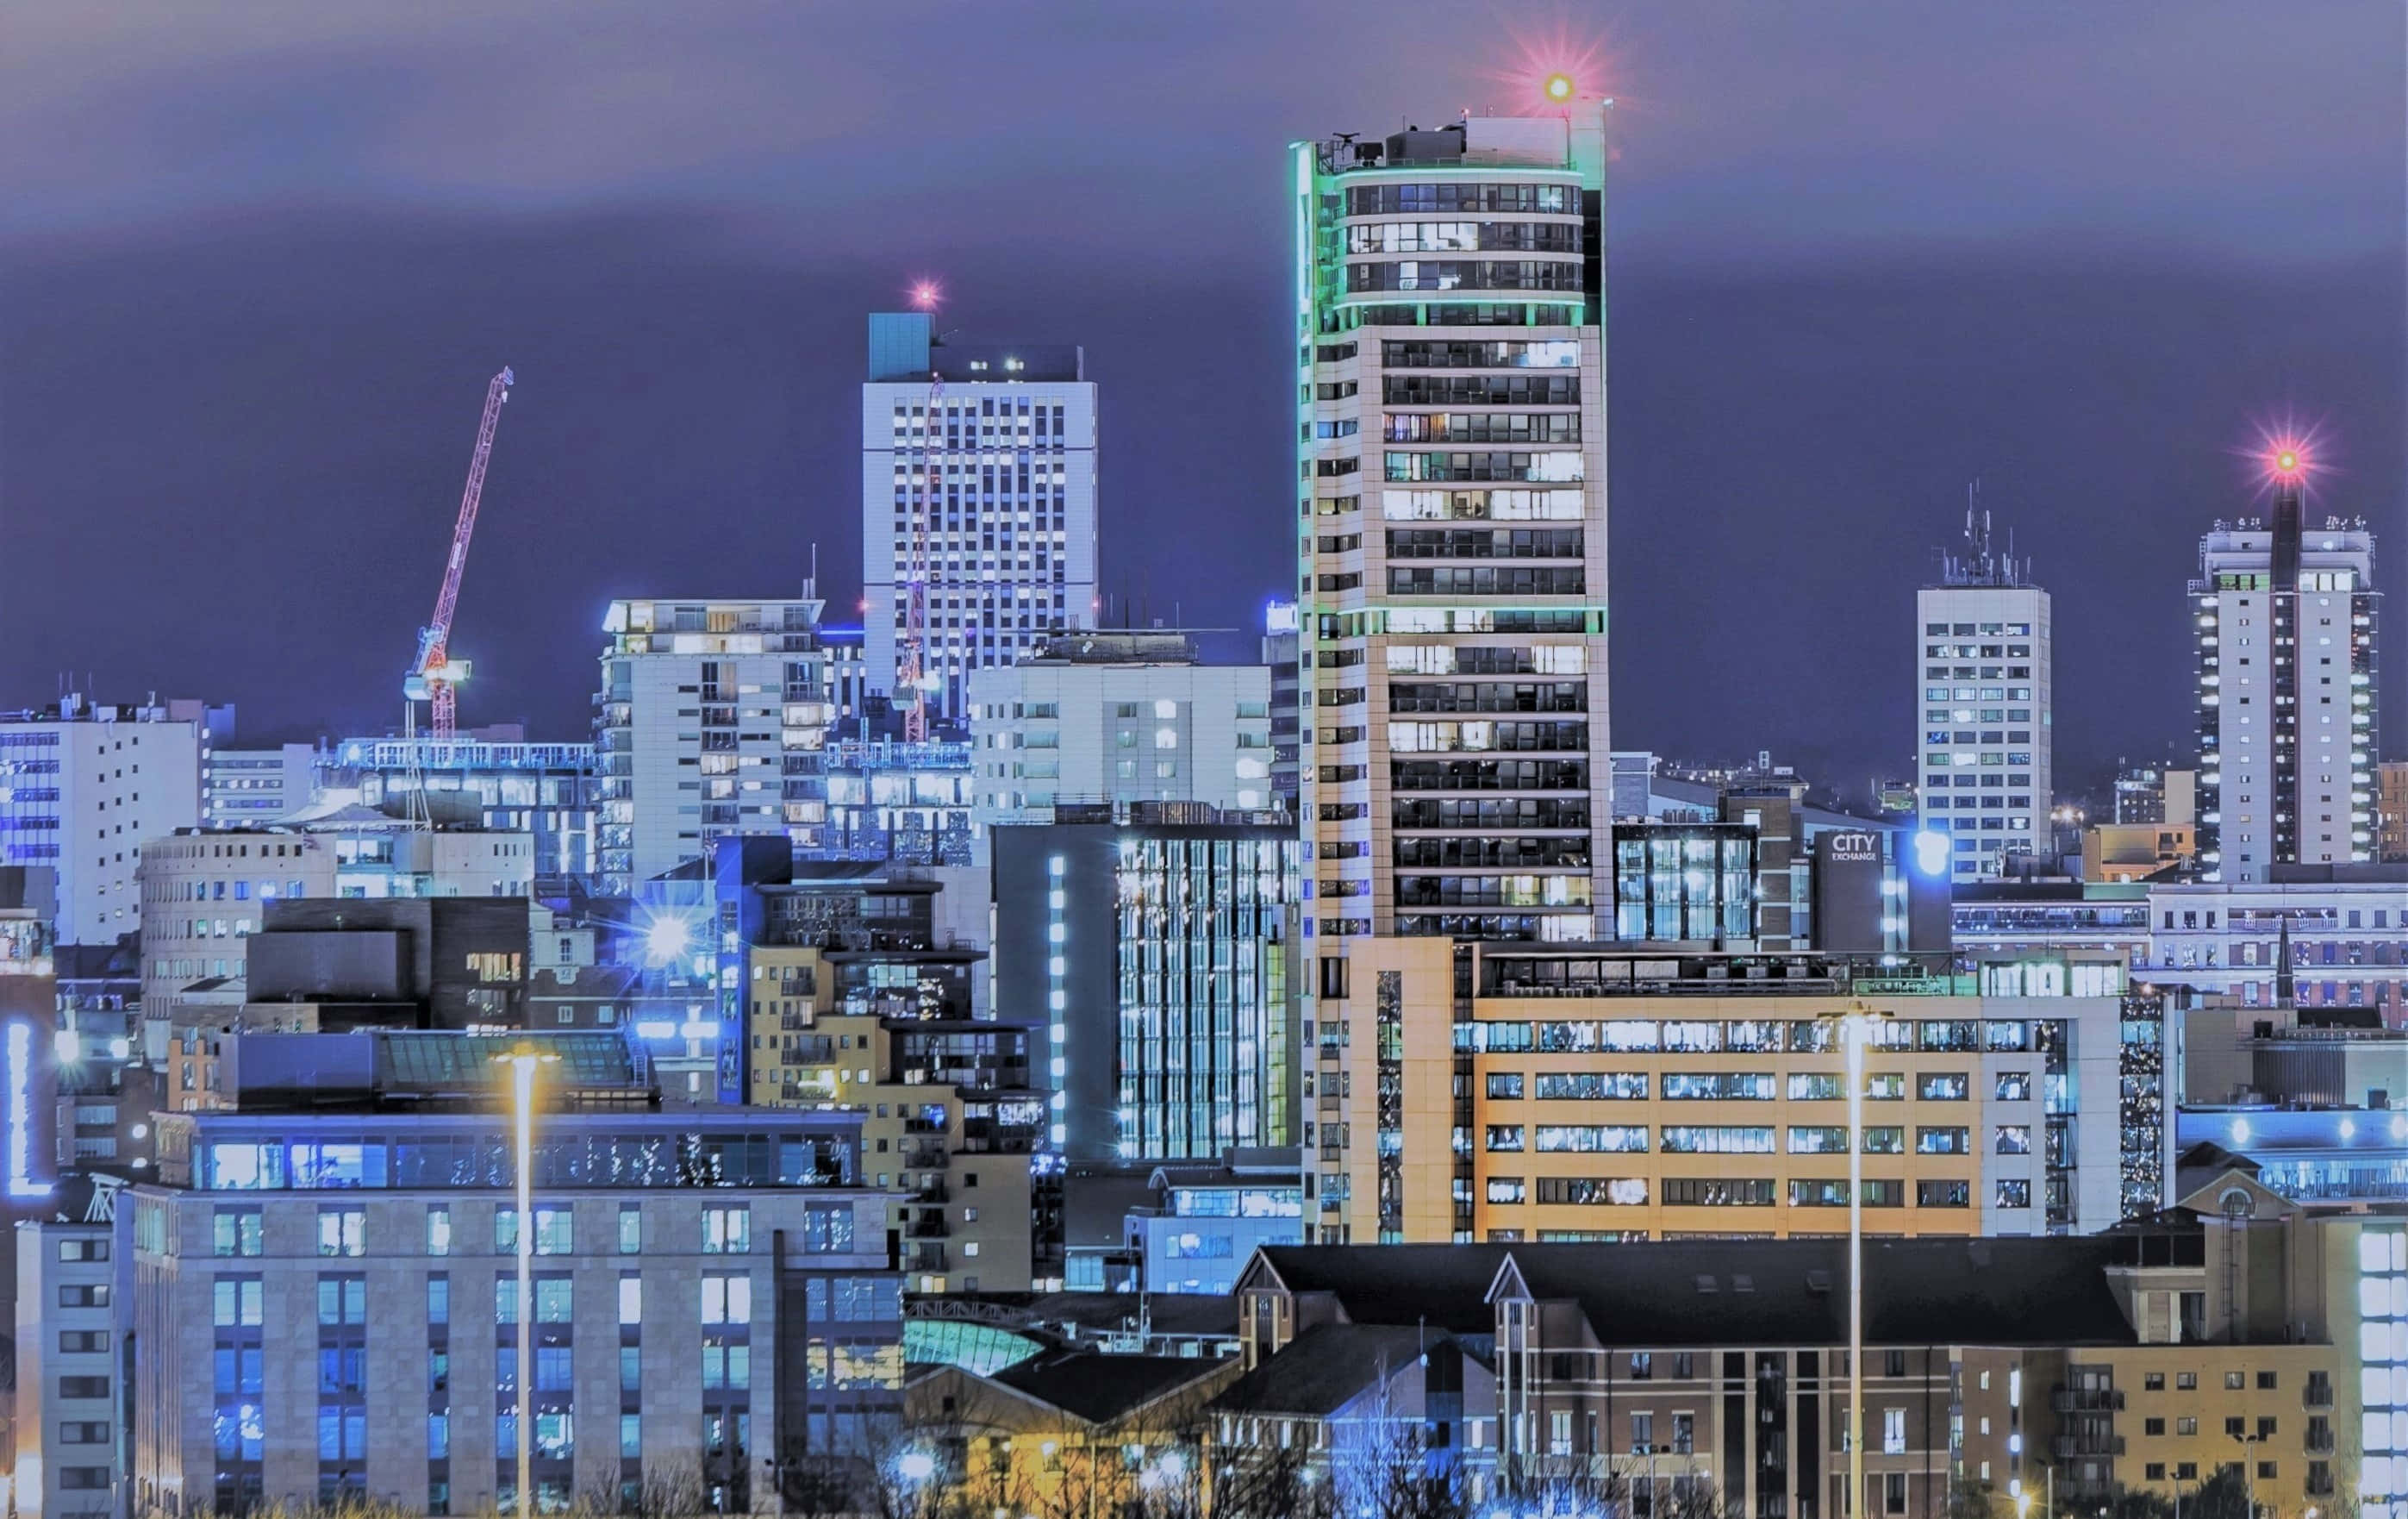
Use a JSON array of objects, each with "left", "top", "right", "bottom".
[
  {"left": 964, "top": 631, "right": 1274, "bottom": 829},
  {"left": 594, "top": 597, "right": 834, "bottom": 894},
  {"left": 861, "top": 312, "right": 1099, "bottom": 722},
  {"left": 2193, "top": 473, "right": 2381, "bottom": 882},
  {"left": 0, "top": 697, "right": 201, "bottom": 946},
  {"left": 1915, "top": 512, "right": 2053, "bottom": 883}
]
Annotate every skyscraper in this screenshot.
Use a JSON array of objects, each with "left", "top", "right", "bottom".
[
  {"left": 1915, "top": 509, "right": 2053, "bottom": 882},
  {"left": 860, "top": 312, "right": 1099, "bottom": 723},
  {"left": 1294, "top": 100, "right": 1612, "bottom": 1243},
  {"left": 2193, "top": 470, "right": 2380, "bottom": 882}
]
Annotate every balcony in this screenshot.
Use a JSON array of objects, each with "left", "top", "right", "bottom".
[
  {"left": 2304, "top": 1381, "right": 2333, "bottom": 1410},
  {"left": 2049, "top": 1435, "right": 2124, "bottom": 1460},
  {"left": 913, "top": 1179, "right": 949, "bottom": 1204},
  {"left": 2051, "top": 1388, "right": 2124, "bottom": 1413},
  {"left": 901, "top": 1146, "right": 950, "bottom": 1171},
  {"left": 908, "top": 1213, "right": 951, "bottom": 1240},
  {"left": 904, "top": 1244, "right": 948, "bottom": 1274}
]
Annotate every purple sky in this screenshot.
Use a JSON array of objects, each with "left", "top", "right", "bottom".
[{"left": 3, "top": 1, "right": 2401, "bottom": 802}]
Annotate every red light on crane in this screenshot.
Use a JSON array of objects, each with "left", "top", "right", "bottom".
[{"left": 909, "top": 281, "right": 942, "bottom": 310}]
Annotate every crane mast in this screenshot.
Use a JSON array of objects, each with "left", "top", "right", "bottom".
[
  {"left": 898, "top": 369, "right": 943, "bottom": 743},
  {"left": 405, "top": 366, "right": 514, "bottom": 741}
]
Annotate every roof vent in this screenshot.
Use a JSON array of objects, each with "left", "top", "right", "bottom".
[
  {"left": 1732, "top": 1274, "right": 1756, "bottom": 1293},
  {"left": 1805, "top": 1270, "right": 1833, "bottom": 1295},
  {"left": 1694, "top": 1275, "right": 1719, "bottom": 1294}
]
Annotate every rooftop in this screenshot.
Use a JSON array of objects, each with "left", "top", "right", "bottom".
[{"left": 984, "top": 1349, "right": 1233, "bottom": 1426}]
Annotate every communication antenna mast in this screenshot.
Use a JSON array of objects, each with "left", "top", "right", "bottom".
[{"left": 404, "top": 366, "right": 515, "bottom": 741}]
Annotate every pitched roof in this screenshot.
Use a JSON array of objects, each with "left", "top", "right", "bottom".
[
  {"left": 1252, "top": 1243, "right": 1515, "bottom": 1334},
  {"left": 1256, "top": 1237, "right": 2140, "bottom": 1348},
  {"left": 986, "top": 1349, "right": 1234, "bottom": 1426},
  {"left": 1211, "top": 1323, "right": 1447, "bottom": 1417}
]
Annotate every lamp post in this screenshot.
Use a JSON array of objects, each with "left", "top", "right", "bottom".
[
  {"left": 500, "top": 1050, "right": 556, "bottom": 1516},
  {"left": 1828, "top": 1001, "right": 1886, "bottom": 1519}
]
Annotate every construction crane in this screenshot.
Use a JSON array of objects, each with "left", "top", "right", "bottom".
[{"left": 404, "top": 366, "right": 514, "bottom": 741}]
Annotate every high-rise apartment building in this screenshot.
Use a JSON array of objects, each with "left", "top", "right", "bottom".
[
  {"left": 860, "top": 313, "right": 1099, "bottom": 721},
  {"left": 594, "top": 597, "right": 833, "bottom": 894},
  {"left": 964, "top": 631, "right": 1275, "bottom": 828},
  {"left": 0, "top": 698, "right": 202, "bottom": 947},
  {"left": 1293, "top": 103, "right": 1611, "bottom": 1247},
  {"left": 1915, "top": 511, "right": 2053, "bottom": 882},
  {"left": 1294, "top": 108, "right": 1612, "bottom": 947},
  {"left": 2193, "top": 475, "right": 2381, "bottom": 881}
]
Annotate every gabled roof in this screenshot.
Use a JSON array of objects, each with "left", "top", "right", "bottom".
[
  {"left": 1250, "top": 1243, "right": 1512, "bottom": 1334},
  {"left": 985, "top": 1350, "right": 1234, "bottom": 1426},
  {"left": 1252, "top": 1238, "right": 2140, "bottom": 1348},
  {"left": 1210, "top": 1323, "right": 1445, "bottom": 1417}
]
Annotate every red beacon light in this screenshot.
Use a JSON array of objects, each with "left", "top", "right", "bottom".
[
  {"left": 908, "top": 281, "right": 941, "bottom": 310},
  {"left": 1543, "top": 72, "right": 1575, "bottom": 103}
]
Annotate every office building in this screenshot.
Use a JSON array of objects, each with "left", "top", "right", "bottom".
[
  {"left": 1310, "top": 941, "right": 2161, "bottom": 1244},
  {"left": 861, "top": 312, "right": 1099, "bottom": 721},
  {"left": 814, "top": 735, "right": 976, "bottom": 866},
  {"left": 0, "top": 698, "right": 202, "bottom": 947},
  {"left": 594, "top": 596, "right": 834, "bottom": 895},
  {"left": 321, "top": 737, "right": 601, "bottom": 896},
  {"left": 1295, "top": 107, "right": 1612, "bottom": 947},
  {"left": 136, "top": 816, "right": 533, "bottom": 1027},
  {"left": 990, "top": 803, "right": 1302, "bottom": 1165},
  {"left": 203, "top": 745, "right": 316, "bottom": 828},
  {"left": 128, "top": 1028, "right": 901, "bottom": 1519},
  {"left": 1916, "top": 510, "right": 2053, "bottom": 883},
  {"left": 1123, "top": 1150, "right": 1307, "bottom": 1297},
  {"left": 1222, "top": 1166, "right": 2363, "bottom": 1517},
  {"left": 15, "top": 1177, "right": 126, "bottom": 1519},
  {"left": 2193, "top": 477, "right": 2380, "bottom": 882},
  {"left": 2380, "top": 758, "right": 2408, "bottom": 861},
  {"left": 965, "top": 633, "right": 1275, "bottom": 829},
  {"left": 2081, "top": 822, "right": 2197, "bottom": 883},
  {"left": 2139, "top": 866, "right": 2408, "bottom": 1020},
  {"left": 1261, "top": 600, "right": 1301, "bottom": 810},
  {"left": 2114, "top": 761, "right": 2196, "bottom": 827}
]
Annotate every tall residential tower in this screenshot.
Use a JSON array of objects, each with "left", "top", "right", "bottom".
[
  {"left": 861, "top": 312, "right": 1099, "bottom": 723},
  {"left": 1294, "top": 102, "right": 1612, "bottom": 1242},
  {"left": 2193, "top": 470, "right": 2380, "bottom": 882},
  {"left": 1915, "top": 509, "right": 2052, "bottom": 883}
]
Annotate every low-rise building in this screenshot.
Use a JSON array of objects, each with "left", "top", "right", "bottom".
[
  {"left": 905, "top": 1349, "right": 1241, "bottom": 1516},
  {"left": 1222, "top": 1159, "right": 2367, "bottom": 1516},
  {"left": 965, "top": 632, "right": 1275, "bottom": 829},
  {"left": 1313, "top": 942, "right": 2163, "bottom": 1246},
  {"left": 127, "top": 1028, "right": 901, "bottom": 1518}
]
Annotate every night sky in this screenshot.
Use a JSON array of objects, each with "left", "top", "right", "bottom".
[{"left": 3, "top": 1, "right": 2401, "bottom": 808}]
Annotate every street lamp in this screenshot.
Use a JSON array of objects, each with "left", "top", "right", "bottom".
[
  {"left": 1825, "top": 1000, "right": 1888, "bottom": 1519},
  {"left": 498, "top": 1048, "right": 558, "bottom": 1516}
]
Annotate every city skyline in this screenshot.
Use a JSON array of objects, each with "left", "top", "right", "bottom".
[{"left": 2, "top": 4, "right": 2400, "bottom": 799}]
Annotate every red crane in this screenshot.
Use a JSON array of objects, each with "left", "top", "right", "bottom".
[{"left": 405, "top": 366, "right": 514, "bottom": 739}]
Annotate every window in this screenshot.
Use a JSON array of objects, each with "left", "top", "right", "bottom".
[
  {"left": 212, "top": 1277, "right": 265, "bottom": 1326},
  {"left": 2176, "top": 1417, "right": 2198, "bottom": 1436},
  {"left": 1884, "top": 1472, "right": 1906, "bottom": 1514},
  {"left": 2177, "top": 1372, "right": 2197, "bottom": 1390},
  {"left": 317, "top": 1206, "right": 365, "bottom": 1257},
  {"left": 213, "top": 1208, "right": 263, "bottom": 1257},
  {"left": 618, "top": 1274, "right": 642, "bottom": 1326},
  {"left": 427, "top": 1206, "right": 452, "bottom": 1256},
  {"left": 1486, "top": 1072, "right": 1524, "bottom": 1100},
  {"left": 2224, "top": 1371, "right": 2246, "bottom": 1391},
  {"left": 2143, "top": 1372, "right": 2165, "bottom": 1391},
  {"left": 1882, "top": 1406, "right": 1906, "bottom": 1454},
  {"left": 618, "top": 1204, "right": 643, "bottom": 1253},
  {"left": 702, "top": 1273, "right": 752, "bottom": 1325},
  {"left": 427, "top": 1275, "right": 449, "bottom": 1325},
  {"left": 1917, "top": 1072, "right": 1968, "bottom": 1100},
  {"left": 57, "top": 1284, "right": 109, "bottom": 1308},
  {"left": 2145, "top": 1418, "right": 2166, "bottom": 1436},
  {"left": 704, "top": 1207, "right": 751, "bottom": 1253},
  {"left": 58, "top": 1376, "right": 110, "bottom": 1399}
]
